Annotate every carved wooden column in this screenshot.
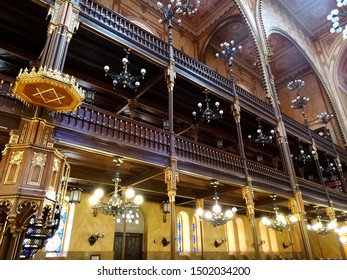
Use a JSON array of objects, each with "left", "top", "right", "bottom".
[
  {"left": 158, "top": 1, "right": 200, "bottom": 260},
  {"left": 265, "top": 62, "right": 314, "bottom": 259},
  {"left": 165, "top": 158, "right": 179, "bottom": 260},
  {"left": 232, "top": 97, "right": 260, "bottom": 259}
]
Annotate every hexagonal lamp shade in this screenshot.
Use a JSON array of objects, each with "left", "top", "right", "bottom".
[{"left": 12, "top": 66, "right": 84, "bottom": 112}]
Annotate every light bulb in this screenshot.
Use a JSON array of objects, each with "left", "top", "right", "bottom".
[
  {"left": 196, "top": 207, "right": 204, "bottom": 217},
  {"left": 94, "top": 188, "right": 104, "bottom": 198},
  {"left": 126, "top": 188, "right": 135, "bottom": 199},
  {"left": 134, "top": 195, "right": 144, "bottom": 205},
  {"left": 212, "top": 204, "right": 221, "bottom": 214}
]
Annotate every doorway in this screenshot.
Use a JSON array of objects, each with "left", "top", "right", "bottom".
[{"left": 114, "top": 232, "right": 143, "bottom": 260}]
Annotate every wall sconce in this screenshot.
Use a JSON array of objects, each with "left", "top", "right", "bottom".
[
  {"left": 253, "top": 240, "right": 265, "bottom": 247},
  {"left": 213, "top": 239, "right": 225, "bottom": 248},
  {"left": 162, "top": 201, "right": 170, "bottom": 223},
  {"left": 282, "top": 241, "right": 294, "bottom": 249},
  {"left": 88, "top": 232, "right": 104, "bottom": 246},
  {"left": 161, "top": 237, "right": 170, "bottom": 247},
  {"left": 69, "top": 183, "right": 83, "bottom": 204}
]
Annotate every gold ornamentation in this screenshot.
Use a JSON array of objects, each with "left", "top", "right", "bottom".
[
  {"left": 196, "top": 198, "right": 204, "bottom": 209},
  {"left": 247, "top": 204, "right": 255, "bottom": 215},
  {"left": 10, "top": 151, "right": 24, "bottom": 164},
  {"left": 12, "top": 66, "right": 84, "bottom": 112},
  {"left": 164, "top": 168, "right": 172, "bottom": 184},
  {"left": 53, "top": 158, "right": 60, "bottom": 172},
  {"left": 242, "top": 187, "right": 253, "bottom": 205},
  {"left": 289, "top": 198, "right": 298, "bottom": 215},
  {"left": 32, "top": 152, "right": 47, "bottom": 166},
  {"left": 326, "top": 207, "right": 336, "bottom": 221}
]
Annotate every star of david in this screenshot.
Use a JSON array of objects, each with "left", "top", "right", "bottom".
[{"left": 33, "top": 87, "right": 65, "bottom": 104}]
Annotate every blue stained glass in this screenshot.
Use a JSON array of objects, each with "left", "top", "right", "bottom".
[
  {"left": 61, "top": 211, "right": 67, "bottom": 222},
  {"left": 45, "top": 202, "right": 68, "bottom": 253},
  {"left": 177, "top": 216, "right": 183, "bottom": 254}
]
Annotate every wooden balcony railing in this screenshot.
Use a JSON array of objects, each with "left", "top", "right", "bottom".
[
  {"left": 56, "top": 105, "right": 170, "bottom": 155},
  {"left": 1, "top": 82, "right": 346, "bottom": 200}
]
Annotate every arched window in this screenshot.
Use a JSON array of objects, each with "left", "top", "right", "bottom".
[
  {"left": 177, "top": 211, "right": 190, "bottom": 254},
  {"left": 45, "top": 199, "right": 74, "bottom": 257},
  {"left": 236, "top": 218, "right": 247, "bottom": 252},
  {"left": 226, "top": 220, "right": 237, "bottom": 253}
]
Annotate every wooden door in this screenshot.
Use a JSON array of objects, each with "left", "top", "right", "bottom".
[{"left": 114, "top": 232, "right": 143, "bottom": 260}]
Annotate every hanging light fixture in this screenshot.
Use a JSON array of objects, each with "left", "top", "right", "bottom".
[
  {"left": 287, "top": 78, "right": 305, "bottom": 91},
  {"left": 248, "top": 117, "right": 274, "bottom": 146},
  {"left": 320, "top": 156, "right": 337, "bottom": 178},
  {"left": 215, "top": 40, "right": 242, "bottom": 69},
  {"left": 261, "top": 195, "right": 297, "bottom": 232},
  {"left": 157, "top": 0, "right": 200, "bottom": 25},
  {"left": 104, "top": 48, "right": 146, "bottom": 91},
  {"left": 287, "top": 78, "right": 309, "bottom": 109},
  {"left": 307, "top": 206, "right": 337, "bottom": 235},
  {"left": 89, "top": 156, "right": 144, "bottom": 224},
  {"left": 291, "top": 140, "right": 312, "bottom": 164},
  {"left": 196, "top": 181, "right": 237, "bottom": 227},
  {"left": 327, "top": 1, "right": 347, "bottom": 39},
  {"left": 162, "top": 201, "right": 170, "bottom": 223},
  {"left": 290, "top": 93, "right": 309, "bottom": 109},
  {"left": 192, "top": 90, "right": 223, "bottom": 123},
  {"left": 83, "top": 88, "right": 96, "bottom": 104},
  {"left": 316, "top": 112, "right": 334, "bottom": 125},
  {"left": 162, "top": 119, "right": 170, "bottom": 131},
  {"left": 216, "top": 139, "right": 224, "bottom": 149}
]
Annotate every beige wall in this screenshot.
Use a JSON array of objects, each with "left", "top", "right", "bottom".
[{"left": 31, "top": 191, "right": 346, "bottom": 260}]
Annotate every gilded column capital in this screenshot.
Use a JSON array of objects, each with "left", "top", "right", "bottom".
[
  {"left": 326, "top": 206, "right": 336, "bottom": 221},
  {"left": 166, "top": 60, "right": 176, "bottom": 92},
  {"left": 242, "top": 187, "right": 254, "bottom": 215}
]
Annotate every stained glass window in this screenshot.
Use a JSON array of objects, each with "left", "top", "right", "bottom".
[
  {"left": 45, "top": 202, "right": 68, "bottom": 253},
  {"left": 192, "top": 217, "right": 197, "bottom": 253},
  {"left": 177, "top": 215, "right": 182, "bottom": 253}
]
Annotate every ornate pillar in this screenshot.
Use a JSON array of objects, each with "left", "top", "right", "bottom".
[
  {"left": 233, "top": 98, "right": 260, "bottom": 259},
  {"left": 216, "top": 41, "right": 261, "bottom": 259},
  {"left": 242, "top": 186, "right": 260, "bottom": 258},
  {"left": 157, "top": 0, "right": 200, "bottom": 259},
  {"left": 265, "top": 62, "right": 314, "bottom": 259},
  {"left": 165, "top": 158, "right": 179, "bottom": 260},
  {"left": 0, "top": 0, "right": 82, "bottom": 259}
]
